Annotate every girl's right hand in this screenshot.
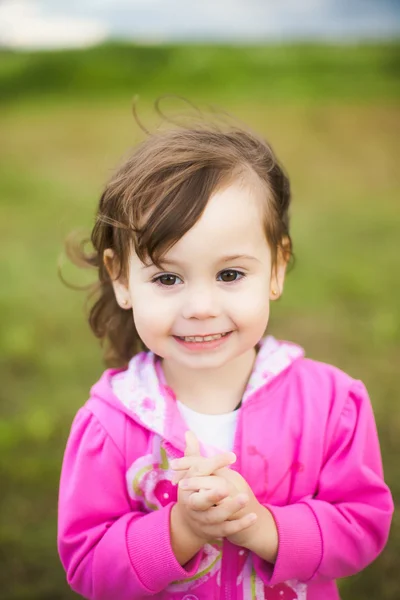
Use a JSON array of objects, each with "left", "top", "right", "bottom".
[{"left": 175, "top": 486, "right": 256, "bottom": 545}]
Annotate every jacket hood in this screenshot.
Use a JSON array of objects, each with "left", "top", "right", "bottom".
[{"left": 90, "top": 336, "right": 304, "bottom": 449}]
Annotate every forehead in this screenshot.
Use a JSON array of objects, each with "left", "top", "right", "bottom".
[{"left": 166, "top": 179, "right": 269, "bottom": 260}]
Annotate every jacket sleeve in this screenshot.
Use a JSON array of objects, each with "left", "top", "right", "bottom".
[
  {"left": 253, "top": 380, "right": 394, "bottom": 585},
  {"left": 58, "top": 408, "right": 202, "bottom": 599}
]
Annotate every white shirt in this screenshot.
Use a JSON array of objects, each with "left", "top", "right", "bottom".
[{"left": 176, "top": 400, "right": 239, "bottom": 453}]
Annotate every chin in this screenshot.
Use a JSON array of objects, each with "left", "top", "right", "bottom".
[
  {"left": 179, "top": 357, "right": 231, "bottom": 371},
  {"left": 177, "top": 348, "right": 242, "bottom": 369}
]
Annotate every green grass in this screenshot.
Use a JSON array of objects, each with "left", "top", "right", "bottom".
[
  {"left": 1, "top": 42, "right": 399, "bottom": 105},
  {"left": 0, "top": 43, "right": 399, "bottom": 599}
]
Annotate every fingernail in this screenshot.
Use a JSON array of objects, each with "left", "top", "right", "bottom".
[
  {"left": 248, "top": 513, "right": 257, "bottom": 523},
  {"left": 179, "top": 480, "right": 189, "bottom": 488},
  {"left": 238, "top": 494, "right": 248, "bottom": 506},
  {"left": 228, "top": 453, "right": 237, "bottom": 463}
]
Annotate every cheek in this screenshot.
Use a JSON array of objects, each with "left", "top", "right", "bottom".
[
  {"left": 130, "top": 287, "right": 175, "bottom": 339},
  {"left": 231, "top": 280, "right": 270, "bottom": 321},
  {"left": 234, "top": 299, "right": 270, "bottom": 332}
]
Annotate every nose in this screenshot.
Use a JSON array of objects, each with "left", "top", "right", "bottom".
[{"left": 181, "top": 284, "right": 220, "bottom": 320}]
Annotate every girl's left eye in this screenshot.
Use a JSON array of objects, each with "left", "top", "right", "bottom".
[
  {"left": 153, "top": 274, "right": 182, "bottom": 286},
  {"left": 217, "top": 270, "right": 245, "bottom": 283}
]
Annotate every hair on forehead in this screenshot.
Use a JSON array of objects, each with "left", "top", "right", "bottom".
[
  {"left": 95, "top": 111, "right": 291, "bottom": 270},
  {"left": 65, "top": 98, "right": 293, "bottom": 366}
]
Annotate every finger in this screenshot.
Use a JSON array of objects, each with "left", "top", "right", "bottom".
[
  {"left": 193, "top": 494, "right": 250, "bottom": 525},
  {"left": 171, "top": 452, "right": 236, "bottom": 475},
  {"left": 220, "top": 512, "right": 257, "bottom": 537},
  {"left": 179, "top": 475, "right": 228, "bottom": 492},
  {"left": 171, "top": 431, "right": 200, "bottom": 484},
  {"left": 171, "top": 470, "right": 187, "bottom": 485},
  {"left": 184, "top": 430, "right": 201, "bottom": 457},
  {"left": 172, "top": 461, "right": 210, "bottom": 486},
  {"left": 189, "top": 487, "right": 231, "bottom": 511}
]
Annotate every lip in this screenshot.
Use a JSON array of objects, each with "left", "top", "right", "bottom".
[{"left": 173, "top": 331, "right": 233, "bottom": 351}]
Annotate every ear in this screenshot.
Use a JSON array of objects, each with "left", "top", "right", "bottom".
[
  {"left": 103, "top": 248, "right": 132, "bottom": 310},
  {"left": 269, "top": 239, "right": 289, "bottom": 301}
]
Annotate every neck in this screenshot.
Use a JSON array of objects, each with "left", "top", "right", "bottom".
[{"left": 161, "top": 347, "right": 257, "bottom": 415}]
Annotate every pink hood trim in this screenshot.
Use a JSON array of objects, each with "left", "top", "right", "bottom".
[{"left": 98, "top": 336, "right": 304, "bottom": 444}]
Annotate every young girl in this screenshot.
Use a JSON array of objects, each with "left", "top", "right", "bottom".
[{"left": 58, "top": 114, "right": 393, "bottom": 600}]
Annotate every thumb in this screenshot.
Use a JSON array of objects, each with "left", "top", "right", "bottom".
[
  {"left": 172, "top": 430, "right": 201, "bottom": 485},
  {"left": 184, "top": 430, "right": 201, "bottom": 457}
]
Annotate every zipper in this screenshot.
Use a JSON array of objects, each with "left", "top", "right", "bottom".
[
  {"left": 221, "top": 540, "right": 238, "bottom": 600},
  {"left": 220, "top": 403, "right": 243, "bottom": 600}
]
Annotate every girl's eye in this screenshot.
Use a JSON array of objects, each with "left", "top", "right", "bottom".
[
  {"left": 153, "top": 274, "right": 182, "bottom": 286},
  {"left": 217, "top": 270, "right": 245, "bottom": 283}
]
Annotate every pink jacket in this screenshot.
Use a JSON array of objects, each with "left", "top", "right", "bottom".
[{"left": 58, "top": 336, "right": 393, "bottom": 600}]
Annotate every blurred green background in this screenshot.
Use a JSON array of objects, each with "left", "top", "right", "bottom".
[{"left": 0, "top": 42, "right": 399, "bottom": 599}]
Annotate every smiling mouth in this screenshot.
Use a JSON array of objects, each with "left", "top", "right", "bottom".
[{"left": 175, "top": 332, "right": 231, "bottom": 343}]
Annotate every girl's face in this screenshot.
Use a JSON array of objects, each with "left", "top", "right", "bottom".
[{"left": 109, "top": 179, "right": 286, "bottom": 371}]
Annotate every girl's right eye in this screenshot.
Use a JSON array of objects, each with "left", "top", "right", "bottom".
[{"left": 152, "top": 274, "right": 182, "bottom": 287}]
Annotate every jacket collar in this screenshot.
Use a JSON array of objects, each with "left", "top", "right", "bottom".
[{"left": 108, "top": 336, "right": 303, "bottom": 450}]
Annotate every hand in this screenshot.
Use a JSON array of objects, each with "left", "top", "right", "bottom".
[
  {"left": 171, "top": 432, "right": 257, "bottom": 546},
  {"left": 219, "top": 469, "right": 276, "bottom": 553},
  {"left": 174, "top": 458, "right": 260, "bottom": 548},
  {"left": 172, "top": 433, "right": 278, "bottom": 561},
  {"left": 186, "top": 463, "right": 279, "bottom": 562},
  {"left": 172, "top": 431, "right": 240, "bottom": 510}
]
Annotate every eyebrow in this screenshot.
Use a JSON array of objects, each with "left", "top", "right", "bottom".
[{"left": 142, "top": 254, "right": 260, "bottom": 269}]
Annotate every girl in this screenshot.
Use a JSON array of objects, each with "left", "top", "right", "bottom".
[{"left": 58, "top": 113, "right": 393, "bottom": 600}]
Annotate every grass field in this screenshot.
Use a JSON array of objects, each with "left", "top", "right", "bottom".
[{"left": 0, "top": 43, "right": 399, "bottom": 599}]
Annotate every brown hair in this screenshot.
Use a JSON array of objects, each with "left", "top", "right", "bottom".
[{"left": 65, "top": 107, "right": 293, "bottom": 367}]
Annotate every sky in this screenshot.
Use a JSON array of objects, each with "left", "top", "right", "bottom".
[{"left": 0, "top": 0, "right": 399, "bottom": 50}]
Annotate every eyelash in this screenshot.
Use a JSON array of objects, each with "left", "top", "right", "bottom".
[{"left": 151, "top": 269, "right": 246, "bottom": 287}]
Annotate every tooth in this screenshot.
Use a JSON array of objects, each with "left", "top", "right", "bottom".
[{"left": 180, "top": 333, "right": 228, "bottom": 342}]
